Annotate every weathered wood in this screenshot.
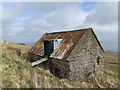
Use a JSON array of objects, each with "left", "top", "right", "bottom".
[{"left": 32, "top": 58, "right": 48, "bottom": 66}]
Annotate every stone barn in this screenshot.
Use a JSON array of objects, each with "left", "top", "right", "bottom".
[{"left": 28, "top": 28, "right": 104, "bottom": 81}]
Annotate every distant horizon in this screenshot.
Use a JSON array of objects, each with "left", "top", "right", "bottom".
[{"left": 1, "top": 40, "right": 118, "bottom": 52}]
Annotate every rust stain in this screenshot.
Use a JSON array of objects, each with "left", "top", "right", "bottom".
[
  {"left": 53, "top": 43, "right": 68, "bottom": 57},
  {"left": 29, "top": 28, "right": 88, "bottom": 59}
]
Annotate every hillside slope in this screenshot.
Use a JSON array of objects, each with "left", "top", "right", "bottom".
[
  {"left": 1, "top": 42, "right": 72, "bottom": 88},
  {"left": 1, "top": 41, "right": 119, "bottom": 88}
]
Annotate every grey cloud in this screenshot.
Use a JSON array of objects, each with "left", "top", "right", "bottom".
[
  {"left": 2, "top": 2, "right": 86, "bottom": 42},
  {"left": 85, "top": 2, "right": 118, "bottom": 25},
  {"left": 44, "top": 5, "right": 88, "bottom": 30},
  {"left": 1, "top": 2, "right": 118, "bottom": 52}
]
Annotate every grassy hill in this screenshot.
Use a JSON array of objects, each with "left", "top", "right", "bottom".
[{"left": 1, "top": 41, "right": 119, "bottom": 88}]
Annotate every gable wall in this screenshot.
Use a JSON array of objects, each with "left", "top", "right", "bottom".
[{"left": 67, "top": 29, "right": 104, "bottom": 81}]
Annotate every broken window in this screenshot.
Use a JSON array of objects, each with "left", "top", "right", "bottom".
[{"left": 44, "top": 39, "right": 63, "bottom": 57}]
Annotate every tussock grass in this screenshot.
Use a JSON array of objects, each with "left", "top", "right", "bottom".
[
  {"left": 1, "top": 42, "right": 119, "bottom": 88},
  {"left": 1, "top": 43, "right": 71, "bottom": 88}
]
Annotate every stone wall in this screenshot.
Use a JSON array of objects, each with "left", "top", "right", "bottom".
[
  {"left": 28, "top": 52, "right": 70, "bottom": 79},
  {"left": 28, "top": 52, "right": 43, "bottom": 62},
  {"left": 49, "top": 59, "right": 70, "bottom": 79},
  {"left": 38, "top": 59, "right": 70, "bottom": 79},
  {"left": 67, "top": 29, "right": 104, "bottom": 81},
  {"left": 28, "top": 29, "right": 104, "bottom": 81}
]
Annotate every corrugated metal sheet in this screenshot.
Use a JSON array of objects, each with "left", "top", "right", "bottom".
[
  {"left": 54, "top": 39, "right": 63, "bottom": 51},
  {"left": 29, "top": 28, "right": 88, "bottom": 59}
]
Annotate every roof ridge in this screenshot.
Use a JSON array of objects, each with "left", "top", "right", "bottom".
[{"left": 47, "top": 28, "right": 92, "bottom": 34}]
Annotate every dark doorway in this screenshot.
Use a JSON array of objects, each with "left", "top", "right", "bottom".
[{"left": 44, "top": 40, "right": 54, "bottom": 57}]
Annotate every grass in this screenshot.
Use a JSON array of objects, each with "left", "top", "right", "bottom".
[
  {"left": 1, "top": 41, "right": 119, "bottom": 88},
  {"left": 1, "top": 42, "right": 71, "bottom": 88},
  {"left": 104, "top": 52, "right": 118, "bottom": 79},
  {"left": 2, "top": 53, "right": 62, "bottom": 88}
]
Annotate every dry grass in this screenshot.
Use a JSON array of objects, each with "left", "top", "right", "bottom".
[
  {"left": 1, "top": 41, "right": 31, "bottom": 53},
  {"left": 1, "top": 41, "right": 119, "bottom": 88},
  {"left": 104, "top": 51, "right": 118, "bottom": 64},
  {"left": 1, "top": 41, "right": 72, "bottom": 88}
]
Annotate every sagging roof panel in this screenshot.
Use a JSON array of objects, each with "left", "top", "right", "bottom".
[{"left": 29, "top": 28, "right": 89, "bottom": 59}]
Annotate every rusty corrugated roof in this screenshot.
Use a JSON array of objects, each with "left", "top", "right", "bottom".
[{"left": 29, "top": 28, "right": 90, "bottom": 59}]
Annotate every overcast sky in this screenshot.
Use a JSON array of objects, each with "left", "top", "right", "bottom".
[{"left": 1, "top": 1, "right": 118, "bottom": 52}]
